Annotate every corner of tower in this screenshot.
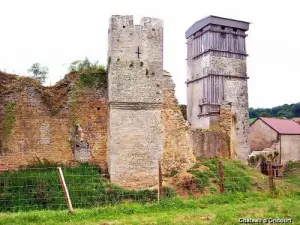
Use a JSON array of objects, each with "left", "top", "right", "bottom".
[{"left": 109, "top": 15, "right": 134, "bottom": 31}]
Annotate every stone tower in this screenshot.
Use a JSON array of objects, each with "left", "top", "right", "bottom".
[
  {"left": 107, "top": 15, "right": 164, "bottom": 189},
  {"left": 186, "top": 16, "right": 250, "bottom": 161}
]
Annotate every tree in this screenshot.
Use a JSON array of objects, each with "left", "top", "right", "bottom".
[
  {"left": 27, "top": 63, "right": 49, "bottom": 84},
  {"left": 258, "top": 112, "right": 272, "bottom": 117},
  {"left": 292, "top": 103, "right": 300, "bottom": 117},
  {"left": 249, "top": 107, "right": 258, "bottom": 118}
]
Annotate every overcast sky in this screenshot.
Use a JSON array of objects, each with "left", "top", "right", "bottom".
[{"left": 0, "top": 0, "right": 299, "bottom": 108}]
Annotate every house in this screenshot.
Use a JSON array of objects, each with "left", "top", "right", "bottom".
[{"left": 249, "top": 117, "right": 300, "bottom": 164}]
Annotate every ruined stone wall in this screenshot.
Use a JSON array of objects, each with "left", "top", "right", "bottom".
[
  {"left": 281, "top": 135, "right": 300, "bottom": 163},
  {"left": 219, "top": 105, "right": 235, "bottom": 158},
  {"left": 0, "top": 73, "right": 108, "bottom": 170},
  {"left": 191, "top": 129, "right": 230, "bottom": 159},
  {"left": 162, "top": 71, "right": 196, "bottom": 174},
  {"left": 249, "top": 119, "right": 278, "bottom": 152},
  {"left": 107, "top": 15, "right": 164, "bottom": 189}
]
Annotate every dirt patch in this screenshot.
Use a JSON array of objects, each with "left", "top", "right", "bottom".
[{"left": 167, "top": 171, "right": 201, "bottom": 198}]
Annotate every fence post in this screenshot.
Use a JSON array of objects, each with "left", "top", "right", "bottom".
[
  {"left": 57, "top": 167, "right": 74, "bottom": 213},
  {"left": 267, "top": 161, "right": 274, "bottom": 191},
  {"left": 218, "top": 160, "right": 224, "bottom": 193},
  {"left": 158, "top": 160, "right": 163, "bottom": 201}
]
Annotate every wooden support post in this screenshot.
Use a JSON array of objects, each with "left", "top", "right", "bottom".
[
  {"left": 218, "top": 160, "right": 224, "bottom": 193},
  {"left": 158, "top": 160, "right": 163, "bottom": 201},
  {"left": 267, "top": 161, "right": 274, "bottom": 191},
  {"left": 57, "top": 167, "right": 74, "bottom": 213}
]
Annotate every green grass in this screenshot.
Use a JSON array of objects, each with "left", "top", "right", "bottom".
[
  {"left": 283, "top": 161, "right": 300, "bottom": 186},
  {"left": 249, "top": 118, "right": 256, "bottom": 124},
  {"left": 0, "top": 192, "right": 299, "bottom": 225},
  {"left": 1, "top": 158, "right": 300, "bottom": 224},
  {"left": 188, "top": 158, "right": 252, "bottom": 193}
]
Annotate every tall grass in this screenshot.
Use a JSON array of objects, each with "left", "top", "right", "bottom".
[{"left": 188, "top": 158, "right": 251, "bottom": 193}]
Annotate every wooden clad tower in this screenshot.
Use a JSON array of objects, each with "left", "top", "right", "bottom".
[{"left": 186, "top": 15, "right": 251, "bottom": 161}]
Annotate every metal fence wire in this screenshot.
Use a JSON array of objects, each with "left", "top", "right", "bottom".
[{"left": 0, "top": 160, "right": 299, "bottom": 212}]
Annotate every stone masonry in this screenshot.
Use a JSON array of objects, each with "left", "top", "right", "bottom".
[
  {"left": 0, "top": 73, "right": 108, "bottom": 170},
  {"left": 107, "top": 16, "right": 164, "bottom": 189}
]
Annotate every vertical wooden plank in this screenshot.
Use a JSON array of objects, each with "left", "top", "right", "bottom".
[
  {"left": 57, "top": 167, "right": 74, "bottom": 213},
  {"left": 218, "top": 161, "right": 224, "bottom": 193},
  {"left": 158, "top": 160, "right": 163, "bottom": 201},
  {"left": 267, "top": 161, "right": 274, "bottom": 191}
]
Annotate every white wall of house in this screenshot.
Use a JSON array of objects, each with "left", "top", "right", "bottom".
[{"left": 281, "top": 135, "right": 300, "bottom": 163}]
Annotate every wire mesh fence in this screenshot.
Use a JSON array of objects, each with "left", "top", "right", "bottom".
[{"left": 0, "top": 159, "right": 299, "bottom": 212}]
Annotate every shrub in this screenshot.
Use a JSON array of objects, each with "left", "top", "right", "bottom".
[{"left": 68, "top": 57, "right": 107, "bottom": 88}]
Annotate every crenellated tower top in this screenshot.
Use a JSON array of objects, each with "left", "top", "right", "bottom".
[{"left": 107, "top": 15, "right": 164, "bottom": 104}]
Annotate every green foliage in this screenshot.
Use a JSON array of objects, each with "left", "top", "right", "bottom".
[
  {"left": 27, "top": 63, "right": 49, "bottom": 84},
  {"left": 188, "top": 158, "right": 251, "bottom": 193},
  {"left": 179, "top": 104, "right": 187, "bottom": 120},
  {"left": 68, "top": 81, "right": 82, "bottom": 127},
  {"left": 68, "top": 57, "right": 107, "bottom": 88},
  {"left": 259, "top": 112, "right": 272, "bottom": 117},
  {"left": 285, "top": 161, "right": 300, "bottom": 171},
  {"left": 165, "top": 169, "right": 179, "bottom": 177},
  {"left": 170, "top": 169, "right": 179, "bottom": 177},
  {"left": 50, "top": 105, "right": 63, "bottom": 116},
  {"left": 249, "top": 102, "right": 300, "bottom": 119},
  {"left": 3, "top": 102, "right": 16, "bottom": 139}
]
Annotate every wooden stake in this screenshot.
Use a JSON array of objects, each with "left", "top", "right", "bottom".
[
  {"left": 158, "top": 160, "right": 163, "bottom": 201},
  {"left": 267, "top": 161, "right": 274, "bottom": 191},
  {"left": 218, "top": 161, "right": 224, "bottom": 193},
  {"left": 57, "top": 167, "right": 74, "bottom": 213}
]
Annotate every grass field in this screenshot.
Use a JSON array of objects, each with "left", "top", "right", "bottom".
[{"left": 0, "top": 192, "right": 299, "bottom": 225}]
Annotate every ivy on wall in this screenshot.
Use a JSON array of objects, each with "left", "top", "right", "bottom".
[
  {"left": 1, "top": 101, "right": 17, "bottom": 153},
  {"left": 3, "top": 102, "right": 16, "bottom": 139}
]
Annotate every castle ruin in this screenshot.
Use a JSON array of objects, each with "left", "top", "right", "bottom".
[{"left": 0, "top": 15, "right": 251, "bottom": 189}]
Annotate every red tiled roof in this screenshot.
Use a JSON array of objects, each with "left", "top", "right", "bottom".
[{"left": 259, "top": 117, "right": 300, "bottom": 134}]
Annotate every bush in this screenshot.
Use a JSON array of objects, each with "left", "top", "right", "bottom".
[{"left": 68, "top": 57, "right": 107, "bottom": 88}]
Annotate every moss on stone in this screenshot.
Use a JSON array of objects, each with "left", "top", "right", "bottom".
[
  {"left": 3, "top": 101, "right": 16, "bottom": 140},
  {"left": 1, "top": 101, "right": 17, "bottom": 153}
]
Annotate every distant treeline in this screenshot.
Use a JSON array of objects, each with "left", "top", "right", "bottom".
[
  {"left": 249, "top": 102, "right": 300, "bottom": 119},
  {"left": 179, "top": 103, "right": 300, "bottom": 120}
]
